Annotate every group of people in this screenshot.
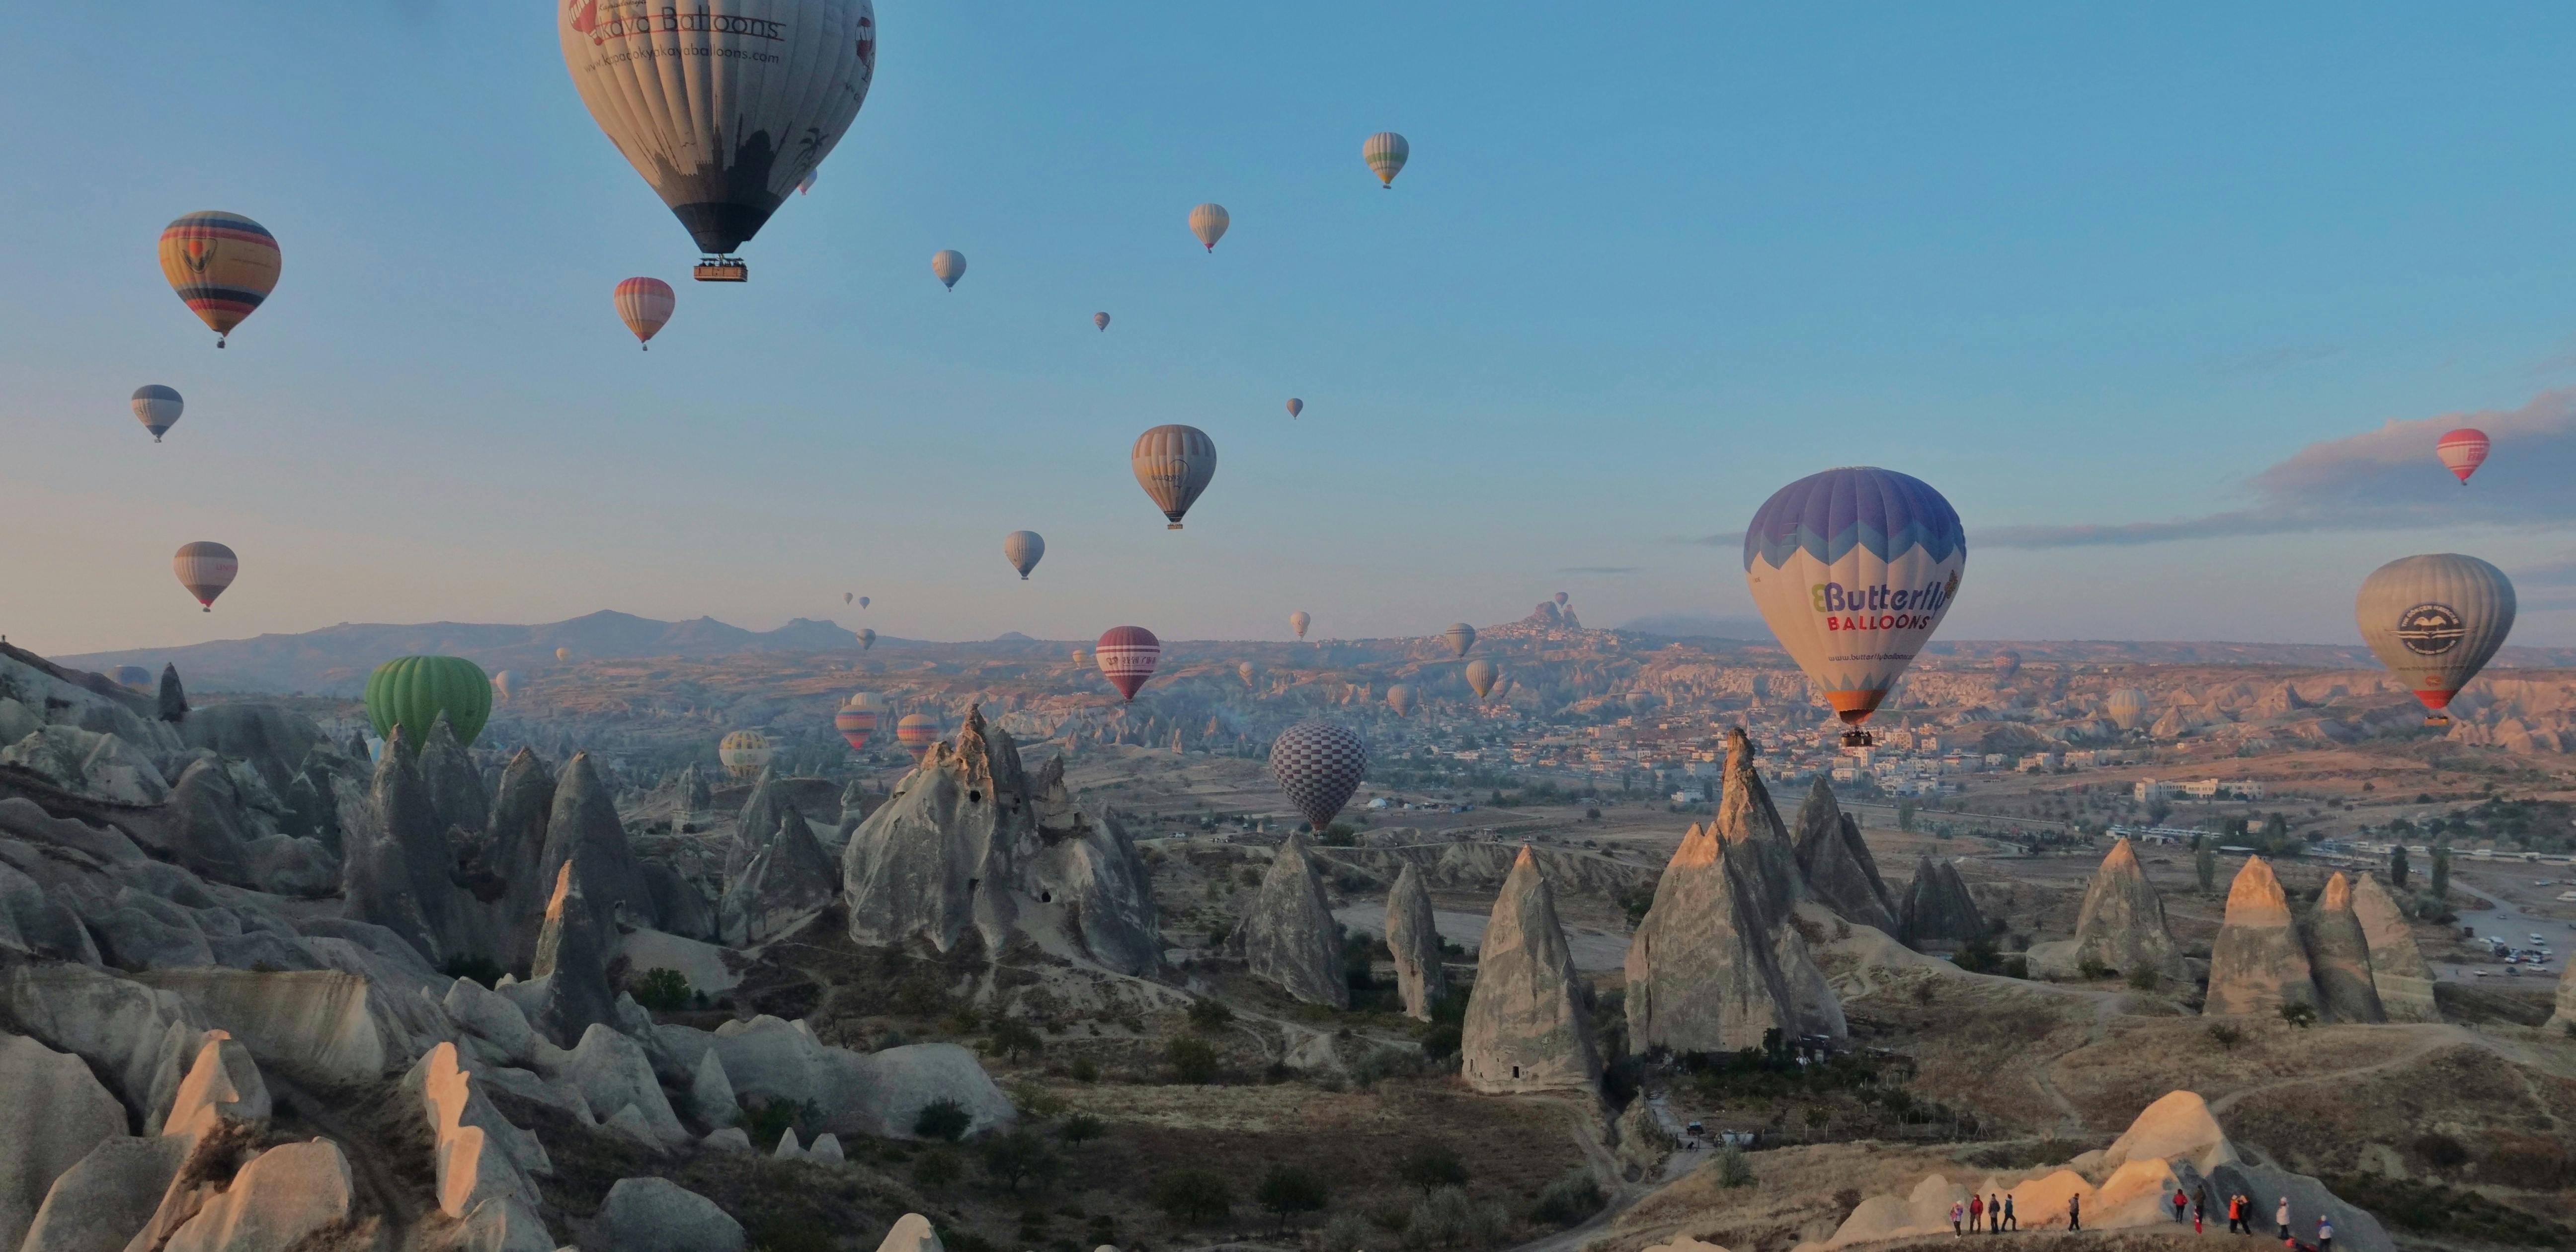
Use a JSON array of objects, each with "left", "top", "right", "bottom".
[{"left": 1945, "top": 1184, "right": 2334, "bottom": 1251}]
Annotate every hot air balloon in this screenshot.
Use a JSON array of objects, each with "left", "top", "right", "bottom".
[
  {"left": 1385, "top": 684, "right": 1414, "bottom": 717},
  {"left": 1743, "top": 467, "right": 1966, "bottom": 747},
  {"left": 1132, "top": 424, "right": 1217, "bottom": 529},
  {"left": 1443, "top": 623, "right": 1476, "bottom": 658},
  {"left": 2105, "top": 688, "right": 2150, "bottom": 731},
  {"left": 159, "top": 212, "right": 280, "bottom": 347},
  {"left": 559, "top": 0, "right": 877, "bottom": 280},
  {"left": 835, "top": 704, "right": 879, "bottom": 751},
  {"left": 799, "top": 169, "right": 818, "bottom": 196},
  {"left": 895, "top": 712, "right": 940, "bottom": 762},
  {"left": 1238, "top": 662, "right": 1257, "bottom": 689},
  {"left": 718, "top": 730, "right": 775, "bottom": 780},
  {"left": 492, "top": 670, "right": 517, "bottom": 702},
  {"left": 1271, "top": 720, "right": 1368, "bottom": 832},
  {"left": 1553, "top": 592, "right": 1569, "bottom": 608},
  {"left": 1286, "top": 398, "right": 1303, "bottom": 419},
  {"left": 844, "top": 592, "right": 853, "bottom": 604},
  {"left": 1003, "top": 530, "right": 1045, "bottom": 580},
  {"left": 132, "top": 386, "right": 183, "bottom": 442},
  {"left": 553, "top": 648, "right": 574, "bottom": 664},
  {"left": 364, "top": 656, "right": 494, "bottom": 749},
  {"left": 858, "top": 628, "right": 877, "bottom": 651},
  {"left": 1464, "top": 658, "right": 1500, "bottom": 700},
  {"left": 1290, "top": 611, "right": 1311, "bottom": 640},
  {"left": 613, "top": 277, "right": 674, "bottom": 349},
  {"left": 1070, "top": 647, "right": 1089, "bottom": 668},
  {"left": 932, "top": 250, "right": 966, "bottom": 290},
  {"left": 1363, "top": 132, "right": 1409, "bottom": 188},
  {"left": 173, "top": 542, "right": 238, "bottom": 612},
  {"left": 2436, "top": 428, "right": 2491, "bottom": 485},
  {"left": 1188, "top": 203, "right": 1229, "bottom": 252},
  {"left": 1093, "top": 312, "right": 1111, "bottom": 332},
  {"left": 1990, "top": 650, "right": 2021, "bottom": 678},
  {"left": 111, "top": 666, "right": 154, "bottom": 691},
  {"left": 2356, "top": 553, "right": 2516, "bottom": 725},
  {"left": 1096, "top": 627, "right": 1161, "bottom": 701},
  {"left": 859, "top": 596, "right": 871, "bottom": 609}
]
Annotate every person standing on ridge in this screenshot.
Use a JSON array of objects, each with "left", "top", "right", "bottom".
[
  {"left": 1951, "top": 1201, "right": 1964, "bottom": 1236},
  {"left": 2318, "top": 1214, "right": 2334, "bottom": 1252},
  {"left": 2277, "top": 1197, "right": 2293, "bottom": 1241},
  {"left": 2001, "top": 1195, "right": 2016, "bottom": 1231},
  {"left": 2068, "top": 1193, "right": 2082, "bottom": 1232},
  {"left": 1988, "top": 1194, "right": 2001, "bottom": 1235},
  {"left": 1969, "top": 1193, "right": 1984, "bottom": 1233}
]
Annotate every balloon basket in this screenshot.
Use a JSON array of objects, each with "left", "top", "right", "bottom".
[
  {"left": 1840, "top": 729, "right": 1873, "bottom": 748},
  {"left": 693, "top": 258, "right": 748, "bottom": 282},
  {"left": 2423, "top": 714, "right": 2452, "bottom": 727}
]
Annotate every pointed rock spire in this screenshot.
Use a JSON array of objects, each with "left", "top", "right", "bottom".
[
  {"left": 2070, "top": 838, "right": 2185, "bottom": 982},
  {"left": 537, "top": 751, "right": 659, "bottom": 933},
  {"left": 1898, "top": 857, "right": 1985, "bottom": 947},
  {"left": 2205, "top": 856, "right": 2320, "bottom": 1016},
  {"left": 721, "top": 807, "right": 837, "bottom": 945},
  {"left": 416, "top": 712, "right": 491, "bottom": 837},
  {"left": 1626, "top": 823, "right": 1810, "bottom": 1052},
  {"left": 1385, "top": 863, "right": 1448, "bottom": 1020},
  {"left": 1461, "top": 847, "right": 1599, "bottom": 1093},
  {"left": 1789, "top": 776, "right": 1898, "bottom": 932},
  {"left": 727, "top": 767, "right": 787, "bottom": 882},
  {"left": 340, "top": 724, "right": 463, "bottom": 963},
  {"left": 485, "top": 748, "right": 558, "bottom": 969},
  {"left": 2348, "top": 873, "right": 2437, "bottom": 1022},
  {"left": 157, "top": 664, "right": 188, "bottom": 724},
  {"left": 531, "top": 860, "right": 617, "bottom": 1046},
  {"left": 1712, "top": 728, "right": 1804, "bottom": 916},
  {"left": 2306, "top": 873, "right": 2386, "bottom": 1023},
  {"left": 1233, "top": 832, "right": 1347, "bottom": 1007}
]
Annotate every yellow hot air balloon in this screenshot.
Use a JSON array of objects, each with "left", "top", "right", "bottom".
[
  {"left": 1188, "top": 203, "right": 1229, "bottom": 252},
  {"left": 2356, "top": 554, "right": 2516, "bottom": 725},
  {"left": 718, "top": 731, "right": 774, "bottom": 780},
  {"left": 1131, "top": 424, "right": 1217, "bottom": 529},
  {"left": 159, "top": 213, "right": 280, "bottom": 347}
]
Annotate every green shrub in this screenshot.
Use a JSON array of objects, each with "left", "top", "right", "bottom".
[
  {"left": 1256, "top": 1164, "right": 1329, "bottom": 1230},
  {"left": 2208, "top": 1023, "right": 2244, "bottom": 1051},
  {"left": 1397, "top": 1142, "right": 1468, "bottom": 1192},
  {"left": 631, "top": 967, "right": 692, "bottom": 1012},
  {"left": 1167, "top": 1036, "right": 1219, "bottom": 1084},
  {"left": 2278, "top": 1002, "right": 2319, "bottom": 1029},
  {"left": 1066, "top": 1056, "right": 1100, "bottom": 1083},
  {"left": 1186, "top": 1000, "right": 1235, "bottom": 1032},
  {"left": 2076, "top": 957, "right": 2116, "bottom": 981},
  {"left": 1149, "top": 1168, "right": 1233, "bottom": 1225},
  {"left": 1712, "top": 1144, "right": 1754, "bottom": 1188},
  {"left": 914, "top": 1097, "right": 972, "bottom": 1142},
  {"left": 989, "top": 1019, "right": 1044, "bottom": 1062},
  {"left": 2124, "top": 969, "right": 2161, "bottom": 992},
  {"left": 1058, "top": 1113, "right": 1106, "bottom": 1145},
  {"left": 978, "top": 1129, "right": 1063, "bottom": 1193},
  {"left": 1419, "top": 1023, "right": 1461, "bottom": 1061},
  {"left": 913, "top": 1148, "right": 962, "bottom": 1189},
  {"left": 1530, "top": 1170, "right": 1604, "bottom": 1226}
]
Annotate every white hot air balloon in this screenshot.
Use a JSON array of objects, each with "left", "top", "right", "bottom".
[
  {"left": 1188, "top": 203, "right": 1229, "bottom": 252},
  {"left": 559, "top": 0, "right": 878, "bottom": 281},
  {"left": 2356, "top": 553, "right": 2516, "bottom": 725},
  {"left": 1003, "top": 530, "right": 1045, "bottom": 580},
  {"left": 932, "top": 249, "right": 966, "bottom": 290}
]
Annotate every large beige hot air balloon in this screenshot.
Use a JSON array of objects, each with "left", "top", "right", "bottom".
[
  {"left": 1132, "top": 425, "right": 1217, "bottom": 529},
  {"left": 173, "top": 542, "right": 238, "bottom": 611},
  {"left": 931, "top": 250, "right": 966, "bottom": 290},
  {"left": 1188, "top": 203, "right": 1229, "bottom": 252},
  {"left": 1386, "top": 684, "right": 1414, "bottom": 717},
  {"left": 559, "top": 0, "right": 878, "bottom": 280},
  {"left": 1464, "top": 658, "right": 1500, "bottom": 700},
  {"left": 1289, "top": 611, "right": 1311, "bottom": 640},
  {"left": 2356, "top": 554, "right": 2516, "bottom": 724},
  {"left": 2105, "top": 688, "right": 2150, "bottom": 731},
  {"left": 1442, "top": 623, "right": 1476, "bottom": 658},
  {"left": 1003, "top": 530, "right": 1045, "bottom": 580}
]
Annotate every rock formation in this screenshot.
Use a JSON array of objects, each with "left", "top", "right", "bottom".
[
  {"left": 2205, "top": 856, "right": 2320, "bottom": 1016},
  {"left": 1898, "top": 857, "right": 1986, "bottom": 947},
  {"left": 1627, "top": 818, "right": 1838, "bottom": 1054},
  {"left": 720, "top": 807, "right": 837, "bottom": 945},
  {"left": 1460, "top": 846, "right": 1600, "bottom": 1093},
  {"left": 1383, "top": 862, "right": 1447, "bottom": 1020},
  {"left": 536, "top": 751, "right": 661, "bottom": 935},
  {"left": 2068, "top": 838, "right": 2185, "bottom": 983},
  {"left": 727, "top": 768, "right": 788, "bottom": 882},
  {"left": 0, "top": 1034, "right": 127, "bottom": 1251},
  {"left": 2551, "top": 961, "right": 2576, "bottom": 1032},
  {"left": 414, "top": 714, "right": 491, "bottom": 840},
  {"left": 528, "top": 861, "right": 618, "bottom": 1046},
  {"left": 841, "top": 707, "right": 1157, "bottom": 972},
  {"left": 1232, "top": 832, "right": 1347, "bottom": 1007},
  {"left": 337, "top": 725, "right": 467, "bottom": 964},
  {"left": 2348, "top": 873, "right": 2437, "bottom": 1022},
  {"left": 1788, "top": 776, "right": 1899, "bottom": 933},
  {"left": 481, "top": 748, "right": 559, "bottom": 971},
  {"left": 1710, "top": 728, "right": 1804, "bottom": 916},
  {"left": 2305, "top": 873, "right": 2385, "bottom": 1023}
]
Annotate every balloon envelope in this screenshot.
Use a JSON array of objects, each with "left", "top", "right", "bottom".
[
  {"left": 1270, "top": 720, "right": 1368, "bottom": 832},
  {"left": 895, "top": 712, "right": 940, "bottom": 760},
  {"left": 364, "top": 656, "right": 494, "bottom": 749},
  {"left": 844, "top": 592, "right": 853, "bottom": 604},
  {"left": 834, "top": 706, "right": 878, "bottom": 751},
  {"left": 799, "top": 169, "right": 818, "bottom": 195},
  {"left": 2356, "top": 553, "right": 2515, "bottom": 718},
  {"left": 1385, "top": 684, "right": 1414, "bottom": 717},
  {"left": 492, "top": 670, "right": 517, "bottom": 700},
  {"left": 1553, "top": 592, "right": 1569, "bottom": 607},
  {"left": 1286, "top": 398, "right": 1303, "bottom": 419},
  {"left": 131, "top": 386, "right": 183, "bottom": 442},
  {"left": 1363, "top": 131, "right": 1409, "bottom": 187},
  {"left": 613, "top": 277, "right": 674, "bottom": 347},
  {"left": 1096, "top": 626, "right": 1161, "bottom": 701},
  {"left": 1188, "top": 203, "right": 1229, "bottom": 251},
  {"left": 159, "top": 212, "right": 279, "bottom": 345},
  {"left": 1464, "top": 658, "right": 1500, "bottom": 699},
  {"left": 1094, "top": 312, "right": 1111, "bottom": 331},
  {"left": 858, "top": 628, "right": 877, "bottom": 651},
  {"left": 558, "top": 0, "right": 877, "bottom": 260},
  {"left": 718, "top": 730, "right": 774, "bottom": 779},
  {"left": 1442, "top": 623, "right": 1476, "bottom": 658},
  {"left": 173, "top": 542, "right": 238, "bottom": 611},
  {"left": 1743, "top": 467, "right": 1965, "bottom": 736},
  {"left": 1238, "top": 661, "right": 1257, "bottom": 689},
  {"left": 111, "top": 666, "right": 154, "bottom": 691},
  {"left": 1132, "top": 424, "right": 1217, "bottom": 529},
  {"left": 2106, "top": 687, "right": 2150, "bottom": 731},
  {"left": 859, "top": 596, "right": 870, "bottom": 609},
  {"left": 1990, "top": 650, "right": 2021, "bottom": 678},
  {"left": 556, "top": 647, "right": 573, "bottom": 662},
  {"left": 932, "top": 250, "right": 966, "bottom": 289},
  {"left": 1003, "top": 530, "right": 1045, "bottom": 579},
  {"left": 1289, "top": 611, "right": 1310, "bottom": 640},
  {"left": 2436, "top": 428, "right": 2491, "bottom": 484}
]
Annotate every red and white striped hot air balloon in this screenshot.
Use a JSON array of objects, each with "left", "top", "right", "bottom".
[
  {"left": 2435, "top": 428, "right": 2490, "bottom": 484},
  {"left": 1096, "top": 626, "right": 1161, "bottom": 702},
  {"left": 613, "top": 277, "right": 675, "bottom": 349},
  {"left": 173, "top": 542, "right": 238, "bottom": 612}
]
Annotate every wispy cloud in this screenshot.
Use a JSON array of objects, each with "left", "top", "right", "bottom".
[
  {"left": 1987, "top": 388, "right": 2576, "bottom": 549},
  {"left": 1555, "top": 565, "right": 1640, "bottom": 574}
]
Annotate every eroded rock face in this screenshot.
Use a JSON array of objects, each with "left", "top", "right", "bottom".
[
  {"left": 2348, "top": 873, "right": 2437, "bottom": 1022},
  {"left": 2551, "top": 961, "right": 2576, "bottom": 1032},
  {"left": 1232, "top": 832, "right": 1346, "bottom": 1008},
  {"left": 598, "top": 1177, "right": 744, "bottom": 1252},
  {"left": 414, "top": 715, "right": 491, "bottom": 842},
  {"left": 1710, "top": 728, "right": 1804, "bottom": 917},
  {"left": 726, "top": 769, "right": 788, "bottom": 884},
  {"left": 0, "top": 1034, "right": 128, "bottom": 1252},
  {"left": 1627, "top": 824, "right": 1810, "bottom": 1053},
  {"left": 2205, "top": 856, "right": 2320, "bottom": 1016},
  {"left": 719, "top": 807, "right": 836, "bottom": 945},
  {"left": 159, "top": 1138, "right": 352, "bottom": 1252},
  {"left": 1384, "top": 863, "right": 1448, "bottom": 1020},
  {"left": 337, "top": 726, "right": 464, "bottom": 964},
  {"left": 1790, "top": 777, "right": 1899, "bottom": 933},
  {"left": 2305, "top": 873, "right": 2385, "bottom": 1023},
  {"left": 1460, "top": 847, "right": 1599, "bottom": 1094},
  {"left": 1898, "top": 857, "right": 1986, "bottom": 947},
  {"left": 841, "top": 708, "right": 1157, "bottom": 972},
  {"left": 2069, "top": 839, "right": 2186, "bottom": 983},
  {"left": 530, "top": 862, "right": 618, "bottom": 1047},
  {"left": 482, "top": 748, "right": 559, "bottom": 971},
  {"left": 537, "top": 752, "right": 660, "bottom": 934}
]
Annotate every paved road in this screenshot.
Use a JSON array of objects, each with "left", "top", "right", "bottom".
[{"left": 2434, "top": 863, "right": 2572, "bottom": 986}]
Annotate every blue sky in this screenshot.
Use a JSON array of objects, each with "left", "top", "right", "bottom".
[{"left": 9, "top": 4, "right": 2576, "bottom": 655}]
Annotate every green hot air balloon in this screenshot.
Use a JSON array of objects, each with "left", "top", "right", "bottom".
[{"left": 363, "top": 656, "right": 494, "bottom": 750}]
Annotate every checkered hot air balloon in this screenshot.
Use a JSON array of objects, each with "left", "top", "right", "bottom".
[
  {"left": 1096, "top": 626, "right": 1161, "bottom": 701},
  {"left": 159, "top": 212, "right": 280, "bottom": 347},
  {"left": 1271, "top": 720, "right": 1368, "bottom": 833}
]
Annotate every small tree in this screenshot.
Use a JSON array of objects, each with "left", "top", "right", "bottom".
[
  {"left": 1256, "top": 1165, "right": 1329, "bottom": 1232},
  {"left": 977, "top": 1129, "right": 1062, "bottom": 1193},
  {"left": 1186, "top": 999, "right": 1236, "bottom": 1033},
  {"left": 1167, "top": 1036, "right": 1220, "bottom": 1084},
  {"left": 989, "top": 1019, "right": 1044, "bottom": 1063},
  {"left": 2430, "top": 843, "right": 2451, "bottom": 900},
  {"left": 1897, "top": 799, "right": 1917, "bottom": 832},
  {"left": 1150, "top": 1168, "right": 1233, "bottom": 1225},
  {"left": 913, "top": 1097, "right": 972, "bottom": 1142},
  {"left": 2195, "top": 843, "right": 2217, "bottom": 894},
  {"left": 2389, "top": 844, "right": 2411, "bottom": 891},
  {"left": 2278, "top": 1002, "right": 2318, "bottom": 1029},
  {"left": 1058, "top": 1112, "right": 1106, "bottom": 1145},
  {"left": 2207, "top": 1022, "right": 2244, "bottom": 1052},
  {"left": 913, "top": 1148, "right": 962, "bottom": 1189},
  {"left": 1712, "top": 1144, "right": 1755, "bottom": 1188},
  {"left": 630, "top": 967, "right": 692, "bottom": 1012},
  {"left": 1397, "top": 1142, "right": 1468, "bottom": 1193}
]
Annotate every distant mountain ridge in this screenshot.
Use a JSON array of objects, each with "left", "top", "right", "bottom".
[{"left": 58, "top": 610, "right": 872, "bottom": 695}]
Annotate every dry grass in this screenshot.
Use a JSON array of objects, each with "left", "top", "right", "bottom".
[
  {"left": 2046, "top": 1018, "right": 2457, "bottom": 1135},
  {"left": 1841, "top": 975, "right": 2097, "bottom": 1135},
  {"left": 1597, "top": 1142, "right": 1962, "bottom": 1252}
]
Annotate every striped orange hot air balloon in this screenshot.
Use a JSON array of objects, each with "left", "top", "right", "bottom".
[
  {"left": 159, "top": 212, "right": 280, "bottom": 347},
  {"left": 895, "top": 712, "right": 941, "bottom": 762},
  {"left": 834, "top": 704, "right": 878, "bottom": 751},
  {"left": 173, "top": 542, "right": 238, "bottom": 611},
  {"left": 613, "top": 277, "right": 675, "bottom": 349}
]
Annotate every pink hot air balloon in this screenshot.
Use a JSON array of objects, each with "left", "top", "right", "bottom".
[
  {"left": 613, "top": 277, "right": 675, "bottom": 350},
  {"left": 1096, "top": 626, "right": 1161, "bottom": 702},
  {"left": 2436, "top": 428, "right": 2490, "bottom": 484},
  {"left": 173, "top": 542, "right": 239, "bottom": 611}
]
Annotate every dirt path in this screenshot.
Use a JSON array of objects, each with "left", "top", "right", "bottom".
[
  {"left": 2028, "top": 991, "right": 2125, "bottom": 1137},
  {"left": 2204, "top": 1024, "right": 2469, "bottom": 1116}
]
